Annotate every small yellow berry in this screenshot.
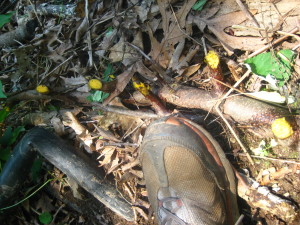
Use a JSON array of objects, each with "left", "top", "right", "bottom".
[
  {"left": 36, "top": 85, "right": 49, "bottom": 94},
  {"left": 204, "top": 51, "right": 220, "bottom": 69},
  {"left": 88, "top": 79, "right": 102, "bottom": 90},
  {"left": 271, "top": 117, "right": 294, "bottom": 139}
]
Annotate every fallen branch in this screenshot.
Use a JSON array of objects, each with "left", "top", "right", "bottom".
[
  {"left": 0, "top": 19, "right": 38, "bottom": 48},
  {"left": 158, "top": 84, "right": 299, "bottom": 144},
  {"left": 26, "top": 3, "right": 76, "bottom": 17}
]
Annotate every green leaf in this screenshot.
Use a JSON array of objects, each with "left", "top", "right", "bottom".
[
  {"left": 0, "top": 147, "right": 11, "bottom": 161},
  {"left": 0, "top": 126, "right": 25, "bottom": 146},
  {"left": 244, "top": 49, "right": 296, "bottom": 87},
  {"left": 0, "top": 81, "right": 7, "bottom": 98},
  {"left": 105, "top": 26, "right": 114, "bottom": 37},
  {"left": 103, "top": 64, "right": 114, "bottom": 82},
  {"left": 0, "top": 11, "right": 15, "bottom": 29},
  {"left": 91, "top": 90, "right": 109, "bottom": 102},
  {"left": 31, "top": 159, "right": 43, "bottom": 182},
  {"left": 86, "top": 95, "right": 93, "bottom": 102},
  {"left": 8, "top": 126, "right": 25, "bottom": 146},
  {"left": 39, "top": 212, "right": 53, "bottom": 224},
  {"left": 0, "top": 108, "right": 10, "bottom": 123},
  {"left": 192, "top": 0, "right": 207, "bottom": 11},
  {"left": 0, "top": 126, "right": 12, "bottom": 146}
]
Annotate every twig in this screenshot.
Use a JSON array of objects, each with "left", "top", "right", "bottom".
[
  {"left": 49, "top": 204, "right": 65, "bottom": 225},
  {"left": 91, "top": 103, "right": 160, "bottom": 119},
  {"left": 246, "top": 26, "right": 299, "bottom": 59},
  {"left": 215, "top": 70, "right": 255, "bottom": 165},
  {"left": 169, "top": 4, "right": 203, "bottom": 47},
  {"left": 100, "top": 142, "right": 139, "bottom": 148},
  {"left": 122, "top": 121, "right": 144, "bottom": 140},
  {"left": 27, "top": 0, "right": 42, "bottom": 27},
  {"left": 235, "top": 214, "right": 245, "bottom": 225},
  {"left": 235, "top": 153, "right": 300, "bottom": 165},
  {"left": 85, "top": 0, "right": 93, "bottom": 67},
  {"left": 215, "top": 107, "right": 254, "bottom": 165},
  {"left": 201, "top": 37, "right": 207, "bottom": 55},
  {"left": 235, "top": 0, "right": 260, "bottom": 28},
  {"left": 126, "top": 42, "right": 173, "bottom": 84},
  {"left": 40, "top": 55, "right": 73, "bottom": 82},
  {"left": 212, "top": 78, "right": 288, "bottom": 110},
  {"left": 276, "top": 30, "right": 300, "bottom": 41}
]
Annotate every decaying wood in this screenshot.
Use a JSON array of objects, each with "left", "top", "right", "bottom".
[
  {"left": 237, "top": 172, "right": 298, "bottom": 223},
  {"left": 0, "top": 19, "right": 38, "bottom": 48}
]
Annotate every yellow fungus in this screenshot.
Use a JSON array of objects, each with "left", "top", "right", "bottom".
[
  {"left": 133, "top": 81, "right": 151, "bottom": 96},
  {"left": 89, "top": 79, "right": 102, "bottom": 90},
  {"left": 36, "top": 85, "right": 50, "bottom": 94},
  {"left": 204, "top": 51, "right": 220, "bottom": 69},
  {"left": 271, "top": 117, "right": 293, "bottom": 139}
]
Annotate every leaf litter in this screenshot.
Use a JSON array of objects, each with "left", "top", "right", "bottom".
[{"left": 0, "top": 0, "right": 300, "bottom": 224}]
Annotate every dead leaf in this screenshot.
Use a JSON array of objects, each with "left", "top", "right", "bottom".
[
  {"left": 181, "top": 63, "right": 201, "bottom": 77},
  {"left": 134, "top": 0, "right": 154, "bottom": 23},
  {"left": 109, "top": 31, "right": 143, "bottom": 66},
  {"left": 148, "top": 0, "right": 196, "bottom": 68},
  {"left": 99, "top": 147, "right": 116, "bottom": 166},
  {"left": 121, "top": 158, "right": 140, "bottom": 172},
  {"left": 192, "top": 10, "right": 268, "bottom": 54},
  {"left": 36, "top": 194, "right": 55, "bottom": 212},
  {"left": 76, "top": 17, "right": 88, "bottom": 43},
  {"left": 247, "top": 0, "right": 300, "bottom": 33},
  {"left": 103, "top": 65, "right": 136, "bottom": 105},
  {"left": 51, "top": 117, "right": 65, "bottom": 136}
]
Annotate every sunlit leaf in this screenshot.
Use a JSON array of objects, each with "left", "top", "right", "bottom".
[{"left": 244, "top": 49, "right": 296, "bottom": 87}]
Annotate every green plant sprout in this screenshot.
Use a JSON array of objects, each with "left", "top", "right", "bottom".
[{"left": 0, "top": 178, "right": 54, "bottom": 211}]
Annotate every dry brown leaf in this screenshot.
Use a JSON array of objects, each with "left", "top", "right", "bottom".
[
  {"left": 247, "top": 0, "right": 300, "bottom": 33},
  {"left": 134, "top": 1, "right": 154, "bottom": 23},
  {"left": 107, "top": 155, "right": 121, "bottom": 174},
  {"left": 103, "top": 65, "right": 136, "bottom": 105},
  {"left": 99, "top": 147, "right": 116, "bottom": 166},
  {"left": 76, "top": 17, "right": 88, "bottom": 43},
  {"left": 181, "top": 63, "right": 201, "bottom": 77},
  {"left": 109, "top": 31, "right": 143, "bottom": 66},
  {"left": 148, "top": 0, "right": 196, "bottom": 68},
  {"left": 121, "top": 158, "right": 140, "bottom": 172},
  {"left": 192, "top": 10, "right": 268, "bottom": 54}
]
